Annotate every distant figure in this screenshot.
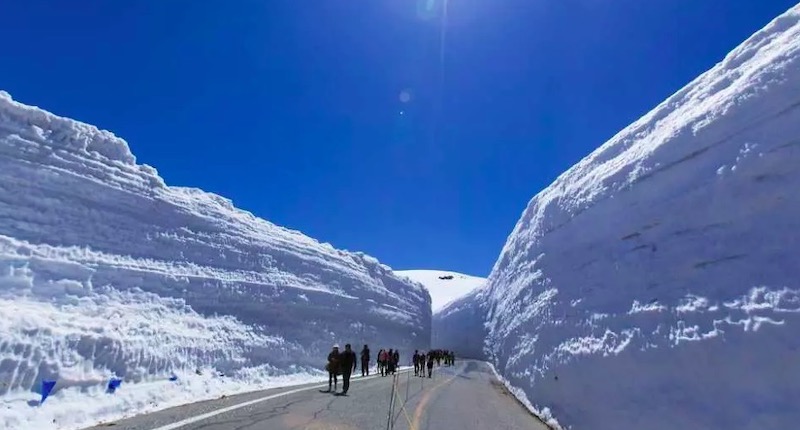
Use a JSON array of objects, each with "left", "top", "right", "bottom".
[
  {"left": 392, "top": 350, "right": 400, "bottom": 374},
  {"left": 325, "top": 344, "right": 340, "bottom": 392},
  {"left": 360, "top": 344, "right": 371, "bottom": 377},
  {"left": 418, "top": 352, "right": 426, "bottom": 377},
  {"left": 380, "top": 349, "right": 389, "bottom": 376},
  {"left": 387, "top": 349, "right": 395, "bottom": 375},
  {"left": 338, "top": 344, "right": 357, "bottom": 395},
  {"left": 413, "top": 350, "right": 420, "bottom": 376},
  {"left": 427, "top": 353, "right": 434, "bottom": 378}
]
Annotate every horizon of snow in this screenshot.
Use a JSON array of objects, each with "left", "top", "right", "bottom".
[
  {"left": 394, "top": 270, "right": 485, "bottom": 313},
  {"left": 0, "top": 91, "right": 431, "bottom": 430},
  {"left": 436, "top": 4, "right": 800, "bottom": 430}
]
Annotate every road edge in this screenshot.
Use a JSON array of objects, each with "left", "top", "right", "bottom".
[{"left": 486, "top": 362, "right": 563, "bottom": 430}]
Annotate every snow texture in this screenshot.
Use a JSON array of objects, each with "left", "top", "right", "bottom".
[
  {"left": 437, "top": 4, "right": 800, "bottom": 430},
  {"left": 394, "top": 269, "right": 485, "bottom": 313},
  {"left": 0, "top": 91, "right": 431, "bottom": 429}
]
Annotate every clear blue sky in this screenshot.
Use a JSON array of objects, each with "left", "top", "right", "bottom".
[{"left": 1, "top": 0, "right": 796, "bottom": 276}]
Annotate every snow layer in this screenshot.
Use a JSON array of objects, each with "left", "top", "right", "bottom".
[
  {"left": 438, "top": 4, "right": 800, "bottom": 430},
  {"left": 394, "top": 269, "right": 485, "bottom": 313},
  {"left": 0, "top": 91, "right": 431, "bottom": 429}
]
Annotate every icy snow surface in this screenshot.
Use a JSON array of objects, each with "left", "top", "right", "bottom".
[
  {"left": 437, "top": 4, "right": 800, "bottom": 430},
  {"left": 394, "top": 269, "right": 485, "bottom": 313},
  {"left": 0, "top": 91, "right": 431, "bottom": 429}
]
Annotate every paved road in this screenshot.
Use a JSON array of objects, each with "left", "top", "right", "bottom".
[{"left": 84, "top": 361, "right": 550, "bottom": 430}]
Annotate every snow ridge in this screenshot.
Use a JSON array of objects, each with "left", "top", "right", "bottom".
[
  {"left": 0, "top": 92, "right": 431, "bottom": 429},
  {"left": 395, "top": 269, "right": 485, "bottom": 313},
  {"left": 438, "top": 4, "right": 800, "bottom": 430}
]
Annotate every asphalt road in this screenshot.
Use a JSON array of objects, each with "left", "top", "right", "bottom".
[{"left": 83, "top": 360, "right": 550, "bottom": 430}]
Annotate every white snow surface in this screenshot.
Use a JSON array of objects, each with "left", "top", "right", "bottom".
[
  {"left": 437, "top": 5, "right": 800, "bottom": 430},
  {"left": 0, "top": 91, "right": 431, "bottom": 429},
  {"left": 394, "top": 270, "right": 485, "bottom": 313}
]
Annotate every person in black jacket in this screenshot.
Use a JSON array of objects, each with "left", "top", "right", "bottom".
[
  {"left": 360, "top": 345, "right": 371, "bottom": 377},
  {"left": 338, "top": 343, "right": 357, "bottom": 395},
  {"left": 426, "top": 352, "right": 434, "bottom": 378},
  {"left": 325, "top": 344, "right": 340, "bottom": 392},
  {"left": 392, "top": 350, "right": 400, "bottom": 374}
]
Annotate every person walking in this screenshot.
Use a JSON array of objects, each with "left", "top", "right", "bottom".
[
  {"left": 386, "top": 349, "right": 395, "bottom": 375},
  {"left": 413, "top": 350, "right": 420, "bottom": 376},
  {"left": 325, "top": 344, "right": 340, "bottom": 392},
  {"left": 392, "top": 350, "right": 400, "bottom": 374},
  {"left": 426, "top": 352, "right": 434, "bottom": 378},
  {"left": 338, "top": 344, "right": 357, "bottom": 395},
  {"left": 379, "top": 349, "right": 387, "bottom": 376},
  {"left": 360, "top": 344, "right": 371, "bottom": 377}
]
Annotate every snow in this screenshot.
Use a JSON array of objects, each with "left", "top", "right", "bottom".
[
  {"left": 435, "top": 4, "right": 800, "bottom": 430},
  {"left": 394, "top": 269, "right": 485, "bottom": 313},
  {"left": 0, "top": 91, "right": 431, "bottom": 429}
]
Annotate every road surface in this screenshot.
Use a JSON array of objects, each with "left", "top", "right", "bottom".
[{"left": 83, "top": 360, "right": 550, "bottom": 430}]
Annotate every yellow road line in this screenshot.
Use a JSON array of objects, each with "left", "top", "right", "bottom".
[
  {"left": 411, "top": 372, "right": 458, "bottom": 430},
  {"left": 392, "top": 372, "right": 415, "bottom": 430}
]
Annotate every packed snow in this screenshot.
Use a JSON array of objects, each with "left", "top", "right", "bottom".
[
  {"left": 0, "top": 91, "right": 431, "bottom": 429},
  {"left": 436, "top": 4, "right": 800, "bottom": 430},
  {"left": 394, "top": 270, "right": 485, "bottom": 313}
]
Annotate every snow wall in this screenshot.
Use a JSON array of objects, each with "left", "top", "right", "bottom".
[
  {"left": 436, "top": 5, "right": 800, "bottom": 430},
  {"left": 0, "top": 91, "right": 431, "bottom": 400},
  {"left": 431, "top": 290, "right": 487, "bottom": 360}
]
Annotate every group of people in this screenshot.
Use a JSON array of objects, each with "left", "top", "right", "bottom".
[
  {"left": 325, "top": 344, "right": 456, "bottom": 394},
  {"left": 427, "top": 349, "right": 456, "bottom": 367},
  {"left": 325, "top": 343, "right": 370, "bottom": 395},
  {"left": 377, "top": 348, "right": 400, "bottom": 376},
  {"left": 324, "top": 344, "right": 401, "bottom": 394},
  {"left": 412, "top": 349, "right": 455, "bottom": 378}
]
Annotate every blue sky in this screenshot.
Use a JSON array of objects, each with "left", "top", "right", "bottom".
[{"left": 1, "top": 0, "right": 796, "bottom": 276}]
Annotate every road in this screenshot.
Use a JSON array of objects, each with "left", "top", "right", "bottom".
[{"left": 83, "top": 360, "right": 551, "bottom": 430}]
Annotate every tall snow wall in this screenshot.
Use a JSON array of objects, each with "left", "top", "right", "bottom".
[
  {"left": 437, "top": 5, "right": 800, "bottom": 430},
  {"left": 0, "top": 91, "right": 431, "bottom": 397}
]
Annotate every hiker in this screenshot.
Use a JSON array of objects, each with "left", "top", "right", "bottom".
[
  {"left": 325, "top": 344, "right": 340, "bottom": 392},
  {"left": 427, "top": 352, "right": 434, "bottom": 378},
  {"left": 387, "top": 349, "right": 395, "bottom": 375},
  {"left": 379, "top": 349, "right": 388, "bottom": 376},
  {"left": 418, "top": 352, "right": 426, "bottom": 377},
  {"left": 360, "top": 344, "right": 371, "bottom": 377},
  {"left": 338, "top": 344, "right": 357, "bottom": 395},
  {"left": 392, "top": 350, "right": 400, "bottom": 374},
  {"left": 413, "top": 350, "right": 420, "bottom": 376}
]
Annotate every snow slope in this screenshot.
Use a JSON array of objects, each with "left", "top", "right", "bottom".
[
  {"left": 395, "top": 270, "right": 485, "bottom": 313},
  {"left": 0, "top": 91, "right": 431, "bottom": 429},
  {"left": 437, "top": 4, "right": 800, "bottom": 430}
]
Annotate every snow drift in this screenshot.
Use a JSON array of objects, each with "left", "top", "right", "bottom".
[
  {"left": 438, "top": 5, "right": 800, "bottom": 430},
  {"left": 0, "top": 91, "right": 431, "bottom": 429}
]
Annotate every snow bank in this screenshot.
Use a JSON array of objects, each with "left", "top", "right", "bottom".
[
  {"left": 439, "top": 4, "right": 800, "bottom": 430},
  {"left": 395, "top": 269, "right": 485, "bottom": 313},
  {"left": 0, "top": 91, "right": 431, "bottom": 429}
]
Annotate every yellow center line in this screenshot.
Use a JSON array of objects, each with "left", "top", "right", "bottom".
[
  {"left": 410, "top": 371, "right": 458, "bottom": 430},
  {"left": 392, "top": 372, "right": 415, "bottom": 430}
]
